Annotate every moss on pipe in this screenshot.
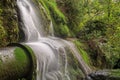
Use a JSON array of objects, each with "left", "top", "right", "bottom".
[
  {"left": 0, "top": 43, "right": 36, "bottom": 80},
  {"left": 0, "top": 47, "right": 30, "bottom": 80}
]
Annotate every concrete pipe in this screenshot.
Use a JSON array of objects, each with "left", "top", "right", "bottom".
[{"left": 0, "top": 43, "right": 36, "bottom": 80}]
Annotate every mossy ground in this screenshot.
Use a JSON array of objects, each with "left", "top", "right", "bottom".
[{"left": 73, "top": 40, "right": 91, "bottom": 66}]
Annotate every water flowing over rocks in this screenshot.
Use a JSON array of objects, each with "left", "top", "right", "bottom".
[
  {"left": 17, "top": 0, "right": 92, "bottom": 79},
  {"left": 0, "top": 0, "right": 120, "bottom": 80}
]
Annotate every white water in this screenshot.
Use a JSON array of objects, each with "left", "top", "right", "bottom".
[
  {"left": 26, "top": 38, "right": 70, "bottom": 80},
  {"left": 17, "top": 0, "right": 91, "bottom": 80},
  {"left": 17, "top": 0, "right": 45, "bottom": 41}
]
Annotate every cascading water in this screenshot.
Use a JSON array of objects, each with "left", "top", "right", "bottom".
[
  {"left": 17, "top": 0, "right": 92, "bottom": 80},
  {"left": 17, "top": 0, "right": 45, "bottom": 41}
]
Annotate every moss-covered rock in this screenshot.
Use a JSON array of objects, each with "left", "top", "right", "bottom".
[
  {"left": 87, "top": 69, "right": 120, "bottom": 80},
  {"left": 73, "top": 40, "right": 91, "bottom": 66},
  {"left": 38, "top": 0, "right": 71, "bottom": 38},
  {"left": 0, "top": 0, "right": 19, "bottom": 47}
]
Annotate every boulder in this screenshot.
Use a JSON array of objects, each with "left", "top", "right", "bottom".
[{"left": 87, "top": 69, "right": 120, "bottom": 80}]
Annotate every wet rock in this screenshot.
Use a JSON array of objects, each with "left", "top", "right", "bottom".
[
  {"left": 85, "top": 76, "right": 93, "bottom": 80},
  {"left": 87, "top": 69, "right": 120, "bottom": 80}
]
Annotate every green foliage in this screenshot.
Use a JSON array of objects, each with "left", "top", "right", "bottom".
[
  {"left": 80, "top": 20, "right": 107, "bottom": 40},
  {"left": 39, "top": 0, "right": 120, "bottom": 69},
  {"left": 57, "top": 0, "right": 83, "bottom": 35},
  {"left": 54, "top": 24, "right": 70, "bottom": 37},
  {"left": 110, "top": 69, "right": 120, "bottom": 77},
  {"left": 101, "top": 41, "right": 120, "bottom": 68},
  {"left": 73, "top": 0, "right": 120, "bottom": 68}
]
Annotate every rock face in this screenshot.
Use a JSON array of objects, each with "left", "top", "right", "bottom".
[
  {"left": 86, "top": 70, "right": 120, "bottom": 80},
  {"left": 0, "top": 0, "right": 19, "bottom": 47}
]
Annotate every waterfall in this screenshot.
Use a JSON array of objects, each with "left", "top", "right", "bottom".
[
  {"left": 17, "top": 0, "right": 45, "bottom": 41},
  {"left": 17, "top": 0, "right": 91, "bottom": 80}
]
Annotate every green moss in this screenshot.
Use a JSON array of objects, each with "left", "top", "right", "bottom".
[
  {"left": 54, "top": 23, "right": 70, "bottom": 37},
  {"left": 0, "top": 22, "right": 7, "bottom": 47},
  {"left": 0, "top": 0, "right": 19, "bottom": 47},
  {"left": 14, "top": 46, "right": 36, "bottom": 80},
  {"left": 38, "top": 0, "right": 52, "bottom": 16},
  {"left": 0, "top": 47, "right": 32, "bottom": 80},
  {"left": 14, "top": 47, "right": 29, "bottom": 65},
  {"left": 36, "top": 0, "right": 54, "bottom": 35},
  {"left": 73, "top": 40, "right": 91, "bottom": 65},
  {"left": 23, "top": 45, "right": 36, "bottom": 67},
  {"left": 2, "top": 9, "right": 19, "bottom": 43},
  {"left": 46, "top": 1, "right": 66, "bottom": 23},
  {"left": 38, "top": 0, "right": 71, "bottom": 37}
]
